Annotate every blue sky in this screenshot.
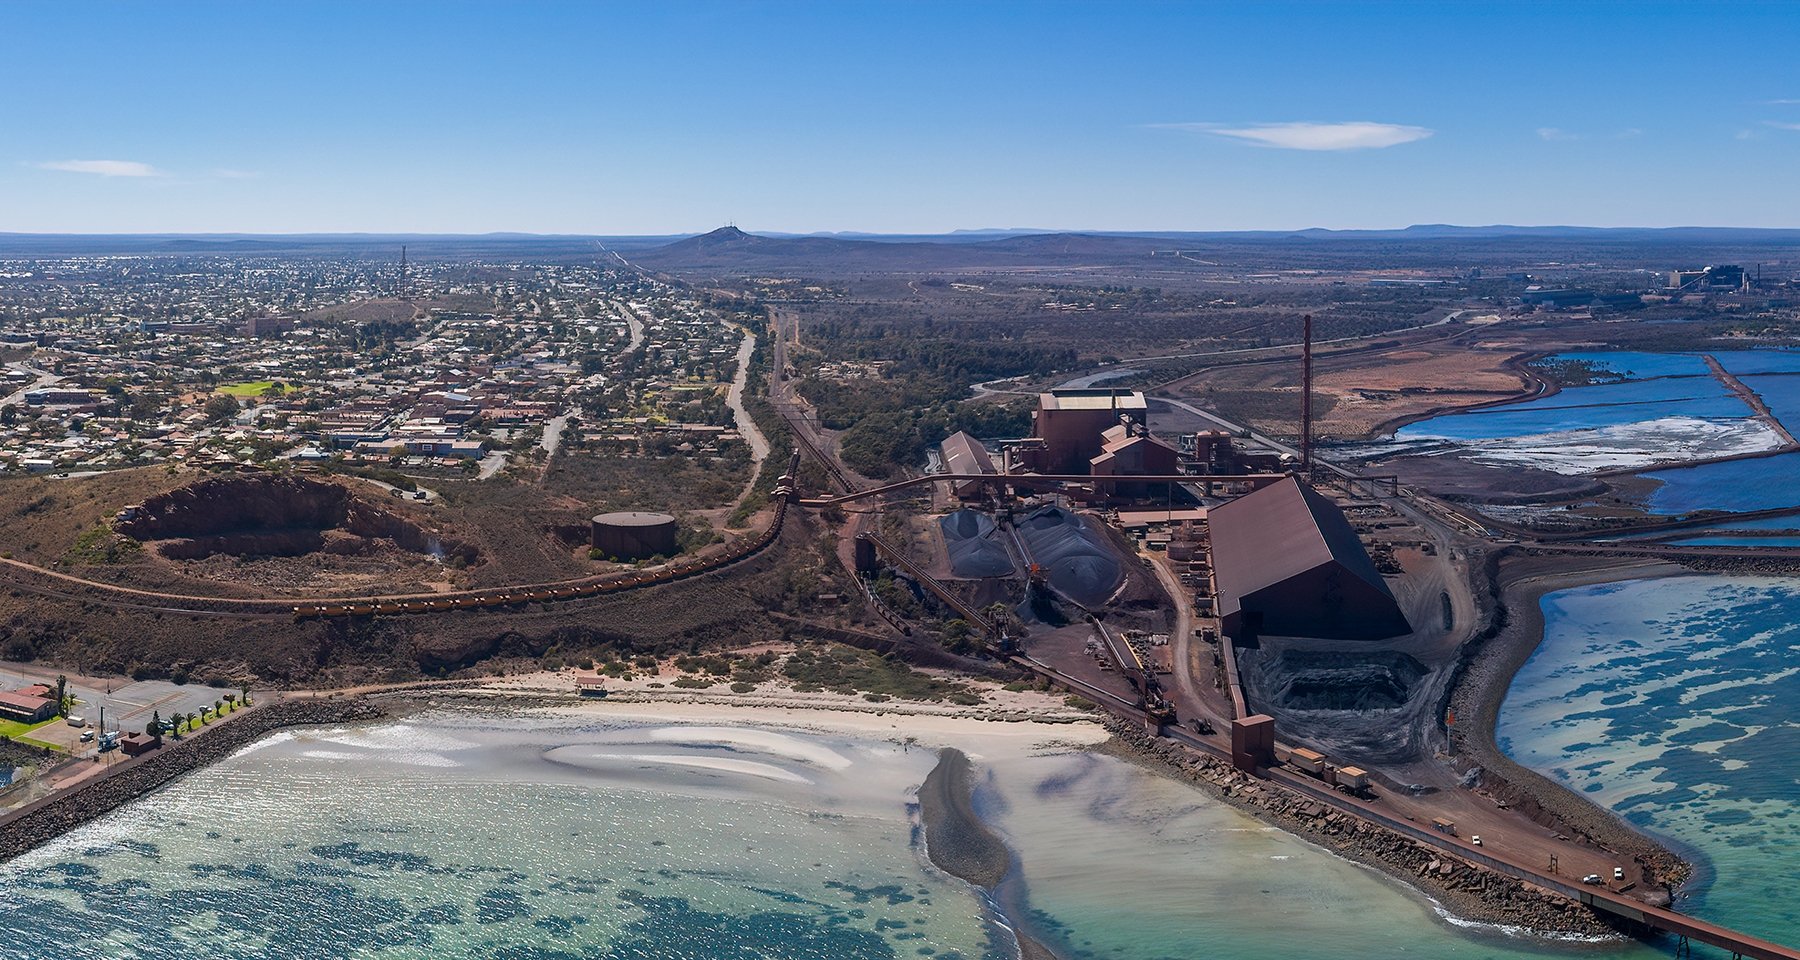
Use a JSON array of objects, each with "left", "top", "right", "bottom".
[{"left": 3, "top": 1, "right": 1798, "bottom": 234}]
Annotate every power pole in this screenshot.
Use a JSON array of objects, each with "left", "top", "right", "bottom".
[{"left": 1300, "top": 313, "right": 1313, "bottom": 480}]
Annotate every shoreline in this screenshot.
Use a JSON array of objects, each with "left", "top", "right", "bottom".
[
  {"left": 916, "top": 747, "right": 1065, "bottom": 960},
  {"left": 0, "top": 697, "right": 386, "bottom": 864},
  {"left": 0, "top": 657, "right": 1716, "bottom": 949},
  {"left": 483, "top": 690, "right": 1640, "bottom": 941},
  {"left": 1093, "top": 718, "right": 1629, "bottom": 939},
  {"left": 1445, "top": 551, "right": 1695, "bottom": 895}
]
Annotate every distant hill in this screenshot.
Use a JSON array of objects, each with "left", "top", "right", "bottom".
[
  {"left": 632, "top": 228, "right": 1176, "bottom": 272},
  {"left": 4, "top": 225, "right": 1800, "bottom": 266},
  {"left": 624, "top": 224, "right": 1800, "bottom": 275}
]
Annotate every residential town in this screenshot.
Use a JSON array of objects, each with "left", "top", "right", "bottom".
[{"left": 0, "top": 256, "right": 752, "bottom": 479}]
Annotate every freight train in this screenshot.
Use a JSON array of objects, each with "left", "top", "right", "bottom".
[{"left": 294, "top": 473, "right": 796, "bottom": 620}]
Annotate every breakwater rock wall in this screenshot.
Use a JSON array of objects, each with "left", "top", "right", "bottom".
[
  {"left": 1102, "top": 718, "right": 1622, "bottom": 939},
  {"left": 0, "top": 697, "right": 386, "bottom": 863}
]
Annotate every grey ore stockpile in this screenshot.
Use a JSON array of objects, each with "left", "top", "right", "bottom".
[
  {"left": 940, "top": 509, "right": 1014, "bottom": 579},
  {"left": 1014, "top": 505, "right": 1123, "bottom": 607}
]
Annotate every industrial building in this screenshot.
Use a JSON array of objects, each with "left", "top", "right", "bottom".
[
  {"left": 1208, "top": 477, "right": 1410, "bottom": 641},
  {"left": 1089, "top": 422, "right": 1181, "bottom": 495},
  {"left": 591, "top": 511, "right": 679, "bottom": 560},
  {"left": 939, "top": 430, "right": 997, "bottom": 500},
  {"left": 1026, "top": 388, "right": 1148, "bottom": 473},
  {"left": 1669, "top": 265, "right": 1747, "bottom": 292}
]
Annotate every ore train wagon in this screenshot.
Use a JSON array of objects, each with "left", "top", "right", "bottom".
[{"left": 294, "top": 482, "right": 794, "bottom": 620}]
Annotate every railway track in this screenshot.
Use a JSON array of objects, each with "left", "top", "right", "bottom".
[
  {"left": 775, "top": 401, "right": 856, "bottom": 494},
  {"left": 0, "top": 455, "right": 804, "bottom": 621},
  {"left": 1007, "top": 650, "right": 1800, "bottom": 960}
]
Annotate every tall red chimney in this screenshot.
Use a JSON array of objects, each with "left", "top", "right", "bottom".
[{"left": 1301, "top": 313, "right": 1313, "bottom": 478}]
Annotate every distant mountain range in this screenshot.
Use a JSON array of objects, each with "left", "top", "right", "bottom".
[{"left": 3, "top": 224, "right": 1799, "bottom": 264}]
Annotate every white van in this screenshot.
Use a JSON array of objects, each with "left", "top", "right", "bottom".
[{"left": 66, "top": 716, "right": 87, "bottom": 727}]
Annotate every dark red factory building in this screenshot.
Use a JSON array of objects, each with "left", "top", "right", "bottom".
[{"left": 1208, "top": 477, "right": 1411, "bottom": 641}]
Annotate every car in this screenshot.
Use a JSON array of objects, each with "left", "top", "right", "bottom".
[
  {"left": 412, "top": 490, "right": 427, "bottom": 500},
  {"left": 1613, "top": 867, "right": 1625, "bottom": 882},
  {"left": 1582, "top": 874, "right": 1603, "bottom": 885},
  {"left": 1470, "top": 835, "right": 1482, "bottom": 847},
  {"left": 78, "top": 730, "right": 95, "bottom": 743}
]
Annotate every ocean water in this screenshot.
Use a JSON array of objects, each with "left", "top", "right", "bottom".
[
  {"left": 978, "top": 750, "right": 1658, "bottom": 960},
  {"left": 0, "top": 710, "right": 1664, "bottom": 960},
  {"left": 0, "top": 717, "right": 999, "bottom": 960},
  {"left": 1499, "top": 577, "right": 1800, "bottom": 953}
]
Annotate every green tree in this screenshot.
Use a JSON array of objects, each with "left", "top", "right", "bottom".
[{"left": 203, "top": 393, "right": 241, "bottom": 425}]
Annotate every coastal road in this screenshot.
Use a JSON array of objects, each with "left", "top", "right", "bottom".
[
  {"left": 724, "top": 325, "right": 772, "bottom": 510},
  {"left": 726, "top": 327, "right": 769, "bottom": 463}
]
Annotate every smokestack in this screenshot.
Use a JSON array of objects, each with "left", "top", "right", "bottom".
[{"left": 1301, "top": 313, "right": 1313, "bottom": 478}]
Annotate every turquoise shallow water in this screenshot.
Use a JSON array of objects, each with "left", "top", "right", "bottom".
[
  {"left": 0, "top": 710, "right": 1666, "bottom": 960},
  {"left": 1499, "top": 577, "right": 1800, "bottom": 954}
]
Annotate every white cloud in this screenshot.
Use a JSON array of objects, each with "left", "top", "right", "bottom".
[
  {"left": 1765, "top": 120, "right": 1800, "bottom": 131},
  {"left": 1764, "top": 99, "right": 1800, "bottom": 105},
  {"left": 36, "top": 159, "right": 163, "bottom": 177},
  {"left": 1160, "top": 121, "right": 1433, "bottom": 151},
  {"left": 1537, "top": 127, "right": 1579, "bottom": 141}
]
